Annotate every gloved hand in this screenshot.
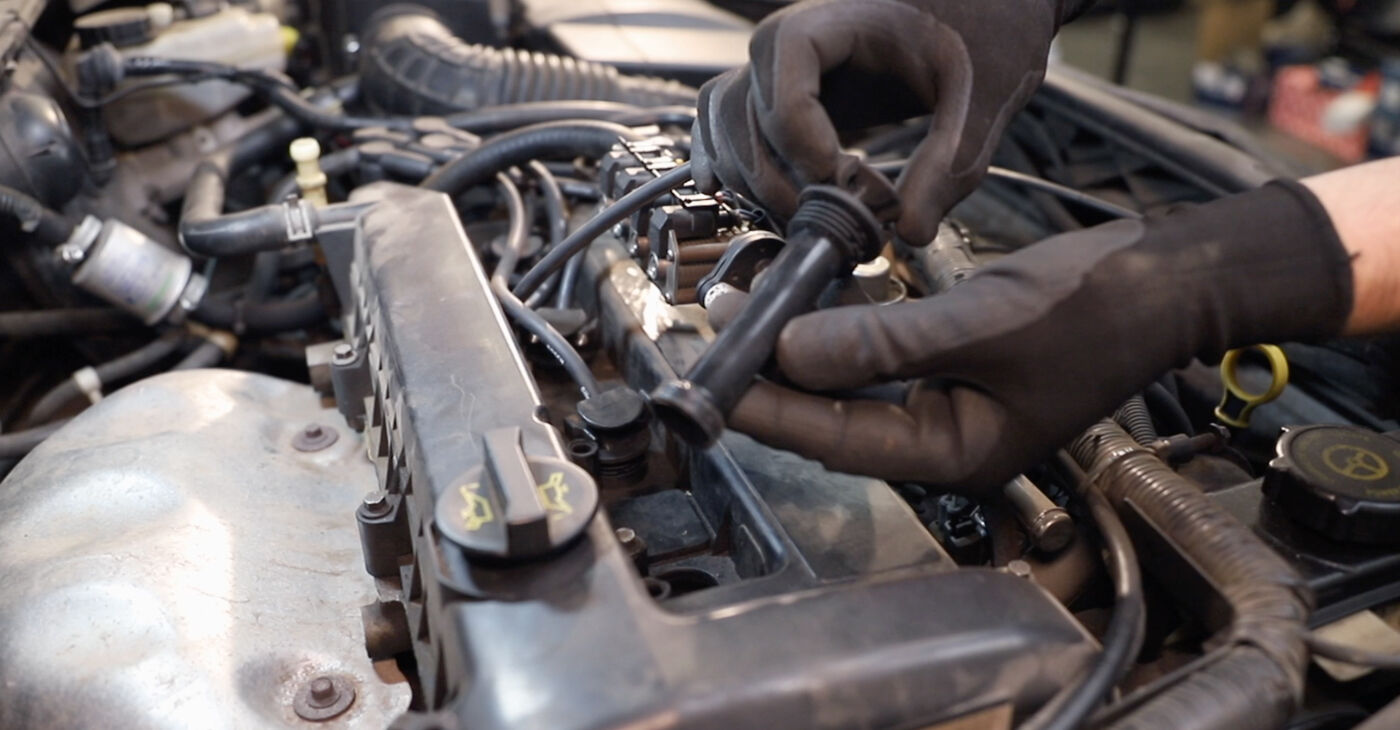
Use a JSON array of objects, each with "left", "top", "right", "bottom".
[
  {"left": 692, "top": 0, "right": 1087, "bottom": 245},
  {"left": 729, "top": 181, "right": 1354, "bottom": 496}
]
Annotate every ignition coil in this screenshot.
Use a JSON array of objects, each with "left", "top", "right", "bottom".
[{"left": 651, "top": 186, "right": 883, "bottom": 445}]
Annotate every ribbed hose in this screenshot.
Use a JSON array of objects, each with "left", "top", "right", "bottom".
[
  {"left": 1070, "top": 421, "right": 1311, "bottom": 730},
  {"left": 359, "top": 8, "right": 696, "bottom": 117},
  {"left": 1114, "top": 394, "right": 1158, "bottom": 446}
]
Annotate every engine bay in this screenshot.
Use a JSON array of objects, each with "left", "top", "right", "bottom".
[{"left": 1, "top": 0, "right": 1400, "bottom": 728}]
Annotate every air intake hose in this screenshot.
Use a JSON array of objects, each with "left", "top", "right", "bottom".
[
  {"left": 1070, "top": 421, "right": 1311, "bottom": 730},
  {"left": 359, "top": 6, "right": 697, "bottom": 117}
]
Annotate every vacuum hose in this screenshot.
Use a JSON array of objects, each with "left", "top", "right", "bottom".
[
  {"left": 359, "top": 7, "right": 696, "bottom": 117},
  {"left": 1070, "top": 421, "right": 1311, "bottom": 730}
]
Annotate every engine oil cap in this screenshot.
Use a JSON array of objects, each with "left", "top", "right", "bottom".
[
  {"left": 1263, "top": 425, "right": 1400, "bottom": 544},
  {"left": 435, "top": 426, "right": 597, "bottom": 562}
]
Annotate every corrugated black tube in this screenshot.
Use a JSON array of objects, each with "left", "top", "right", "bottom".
[
  {"left": 1070, "top": 421, "right": 1311, "bottom": 730},
  {"left": 360, "top": 8, "right": 695, "bottom": 118}
]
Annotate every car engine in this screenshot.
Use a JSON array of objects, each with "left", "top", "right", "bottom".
[{"left": 1, "top": 0, "right": 1399, "bottom": 728}]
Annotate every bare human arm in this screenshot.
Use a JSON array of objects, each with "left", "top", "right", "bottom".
[{"left": 1304, "top": 157, "right": 1400, "bottom": 335}]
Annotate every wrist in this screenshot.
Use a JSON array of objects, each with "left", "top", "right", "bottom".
[{"left": 1302, "top": 158, "right": 1400, "bottom": 335}]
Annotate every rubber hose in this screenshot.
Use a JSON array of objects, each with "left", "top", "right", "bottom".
[
  {"left": 360, "top": 8, "right": 695, "bottom": 118},
  {"left": 0, "top": 183, "right": 73, "bottom": 245},
  {"left": 26, "top": 330, "right": 187, "bottom": 425},
  {"left": 0, "top": 419, "right": 70, "bottom": 459},
  {"left": 173, "top": 339, "right": 225, "bottom": 370},
  {"left": 0, "top": 308, "right": 143, "bottom": 337},
  {"left": 445, "top": 102, "right": 696, "bottom": 135},
  {"left": 267, "top": 146, "right": 362, "bottom": 204},
  {"left": 420, "top": 120, "right": 641, "bottom": 195},
  {"left": 1114, "top": 394, "right": 1158, "bottom": 446},
  {"left": 181, "top": 200, "right": 362, "bottom": 258},
  {"left": 1070, "top": 421, "right": 1311, "bottom": 730},
  {"left": 192, "top": 292, "right": 325, "bottom": 334},
  {"left": 513, "top": 162, "right": 692, "bottom": 299},
  {"left": 1143, "top": 381, "right": 1194, "bottom": 437},
  {"left": 491, "top": 174, "right": 600, "bottom": 399}
]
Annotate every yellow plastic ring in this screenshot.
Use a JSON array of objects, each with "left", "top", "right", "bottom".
[{"left": 1215, "top": 344, "right": 1289, "bottom": 428}]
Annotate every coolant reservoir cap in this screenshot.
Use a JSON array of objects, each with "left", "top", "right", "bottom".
[
  {"left": 1263, "top": 425, "right": 1400, "bottom": 544},
  {"left": 75, "top": 7, "right": 153, "bottom": 49}
]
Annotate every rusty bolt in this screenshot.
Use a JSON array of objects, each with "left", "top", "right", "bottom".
[
  {"left": 293, "top": 422, "right": 339, "bottom": 452},
  {"left": 293, "top": 674, "right": 355, "bottom": 721},
  {"left": 308, "top": 677, "right": 336, "bottom": 707}
]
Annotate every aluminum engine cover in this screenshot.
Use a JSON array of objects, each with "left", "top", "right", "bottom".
[{"left": 0, "top": 369, "right": 409, "bottom": 729}]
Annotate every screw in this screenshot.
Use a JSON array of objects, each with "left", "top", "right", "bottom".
[
  {"left": 1006, "top": 559, "right": 1033, "bottom": 579},
  {"left": 616, "top": 527, "right": 637, "bottom": 546},
  {"left": 332, "top": 343, "right": 355, "bottom": 364},
  {"left": 308, "top": 677, "right": 337, "bottom": 707},
  {"left": 304, "top": 424, "right": 324, "bottom": 439}
]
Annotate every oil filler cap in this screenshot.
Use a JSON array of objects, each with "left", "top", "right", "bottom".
[
  {"left": 1263, "top": 425, "right": 1400, "bottom": 544},
  {"left": 435, "top": 427, "right": 597, "bottom": 562}
]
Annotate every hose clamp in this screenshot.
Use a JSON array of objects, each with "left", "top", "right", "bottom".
[{"left": 282, "top": 199, "right": 316, "bottom": 242}]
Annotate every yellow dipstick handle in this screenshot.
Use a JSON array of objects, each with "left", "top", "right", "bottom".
[
  {"left": 1215, "top": 344, "right": 1290, "bottom": 428},
  {"left": 290, "top": 137, "right": 328, "bottom": 208}
]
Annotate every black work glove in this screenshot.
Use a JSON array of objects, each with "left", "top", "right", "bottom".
[
  {"left": 692, "top": 0, "right": 1089, "bottom": 244},
  {"left": 730, "top": 181, "right": 1354, "bottom": 496}
]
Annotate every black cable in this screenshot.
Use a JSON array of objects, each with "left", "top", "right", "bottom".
[
  {"left": 122, "top": 56, "right": 409, "bottom": 132},
  {"left": 1306, "top": 632, "right": 1400, "bottom": 670},
  {"left": 490, "top": 174, "right": 600, "bottom": 399},
  {"left": 521, "top": 161, "right": 577, "bottom": 309},
  {"left": 0, "top": 419, "right": 70, "bottom": 459},
  {"left": 421, "top": 120, "right": 641, "bottom": 196},
  {"left": 1019, "top": 452, "right": 1147, "bottom": 730},
  {"left": 1144, "top": 381, "right": 1195, "bottom": 437},
  {"left": 513, "top": 162, "right": 692, "bottom": 299},
  {"left": 869, "top": 160, "right": 1142, "bottom": 220}
]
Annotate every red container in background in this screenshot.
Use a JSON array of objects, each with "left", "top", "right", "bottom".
[{"left": 1269, "top": 64, "right": 1375, "bottom": 163}]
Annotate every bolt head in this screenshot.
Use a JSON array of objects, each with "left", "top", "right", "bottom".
[
  {"left": 56, "top": 244, "right": 85, "bottom": 265},
  {"left": 1006, "top": 559, "right": 1033, "bottom": 579},
  {"left": 309, "top": 677, "right": 336, "bottom": 705},
  {"left": 332, "top": 343, "right": 355, "bottom": 362},
  {"left": 362, "top": 490, "right": 391, "bottom": 517},
  {"left": 304, "top": 424, "right": 324, "bottom": 438},
  {"left": 615, "top": 527, "right": 637, "bottom": 544}
]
